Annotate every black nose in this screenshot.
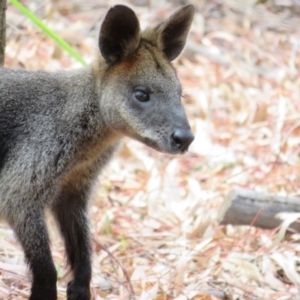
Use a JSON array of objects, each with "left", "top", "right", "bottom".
[{"left": 172, "top": 128, "right": 194, "bottom": 153}]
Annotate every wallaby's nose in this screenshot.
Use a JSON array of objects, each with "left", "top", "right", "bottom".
[{"left": 172, "top": 129, "right": 194, "bottom": 153}]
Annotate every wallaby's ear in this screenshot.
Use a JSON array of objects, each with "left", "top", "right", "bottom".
[
  {"left": 99, "top": 5, "right": 140, "bottom": 64},
  {"left": 156, "top": 5, "right": 195, "bottom": 61}
]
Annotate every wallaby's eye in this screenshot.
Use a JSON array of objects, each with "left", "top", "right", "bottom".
[{"left": 134, "top": 90, "right": 150, "bottom": 102}]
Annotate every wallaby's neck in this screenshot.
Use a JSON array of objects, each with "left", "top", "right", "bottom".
[{"left": 58, "top": 65, "right": 122, "bottom": 151}]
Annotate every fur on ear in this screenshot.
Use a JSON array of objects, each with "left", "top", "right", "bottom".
[
  {"left": 155, "top": 5, "right": 195, "bottom": 61},
  {"left": 99, "top": 5, "right": 140, "bottom": 64}
]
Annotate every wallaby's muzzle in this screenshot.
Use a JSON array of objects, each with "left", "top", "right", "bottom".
[{"left": 172, "top": 128, "right": 194, "bottom": 153}]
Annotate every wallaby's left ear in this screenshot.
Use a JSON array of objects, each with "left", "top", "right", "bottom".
[
  {"left": 99, "top": 5, "right": 140, "bottom": 64},
  {"left": 156, "top": 5, "right": 195, "bottom": 61}
]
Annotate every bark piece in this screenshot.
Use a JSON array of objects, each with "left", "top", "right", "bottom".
[{"left": 218, "top": 188, "right": 300, "bottom": 231}]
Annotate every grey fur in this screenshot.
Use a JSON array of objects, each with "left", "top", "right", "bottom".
[{"left": 0, "top": 4, "right": 195, "bottom": 300}]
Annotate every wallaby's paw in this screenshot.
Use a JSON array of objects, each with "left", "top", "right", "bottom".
[
  {"left": 67, "top": 280, "right": 91, "bottom": 300},
  {"left": 29, "top": 284, "right": 57, "bottom": 300}
]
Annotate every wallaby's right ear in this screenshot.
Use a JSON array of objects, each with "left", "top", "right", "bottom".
[
  {"left": 99, "top": 5, "right": 140, "bottom": 64},
  {"left": 156, "top": 5, "right": 195, "bottom": 61}
]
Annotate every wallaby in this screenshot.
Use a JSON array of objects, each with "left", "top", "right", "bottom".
[{"left": 0, "top": 4, "right": 195, "bottom": 300}]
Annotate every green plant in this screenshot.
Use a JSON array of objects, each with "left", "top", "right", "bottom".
[{"left": 9, "top": 0, "right": 86, "bottom": 66}]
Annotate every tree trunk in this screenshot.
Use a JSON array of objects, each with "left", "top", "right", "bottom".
[
  {"left": 0, "top": 0, "right": 6, "bottom": 66},
  {"left": 218, "top": 188, "right": 300, "bottom": 231}
]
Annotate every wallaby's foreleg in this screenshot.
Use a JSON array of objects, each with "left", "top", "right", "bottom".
[
  {"left": 53, "top": 189, "right": 91, "bottom": 300},
  {"left": 9, "top": 208, "right": 57, "bottom": 300}
]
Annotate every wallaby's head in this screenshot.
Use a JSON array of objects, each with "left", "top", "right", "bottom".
[{"left": 97, "top": 5, "right": 195, "bottom": 154}]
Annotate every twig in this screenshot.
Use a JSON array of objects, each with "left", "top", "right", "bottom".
[{"left": 98, "top": 243, "right": 137, "bottom": 300}]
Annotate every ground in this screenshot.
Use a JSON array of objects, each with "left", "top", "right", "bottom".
[{"left": 2, "top": 0, "right": 300, "bottom": 299}]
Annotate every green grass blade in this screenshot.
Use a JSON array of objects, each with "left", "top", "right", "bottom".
[
  {"left": 105, "top": 212, "right": 111, "bottom": 235},
  {"left": 9, "top": 0, "right": 87, "bottom": 66},
  {"left": 120, "top": 236, "right": 127, "bottom": 249}
]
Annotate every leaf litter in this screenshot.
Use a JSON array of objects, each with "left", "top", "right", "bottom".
[{"left": 3, "top": 0, "right": 300, "bottom": 299}]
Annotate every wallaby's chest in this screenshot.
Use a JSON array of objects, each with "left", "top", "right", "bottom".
[{"left": 57, "top": 139, "right": 119, "bottom": 195}]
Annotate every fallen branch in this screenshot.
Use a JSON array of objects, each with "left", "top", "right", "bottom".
[{"left": 218, "top": 188, "right": 300, "bottom": 231}]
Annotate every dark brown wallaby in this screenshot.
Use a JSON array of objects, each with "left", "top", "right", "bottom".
[{"left": 0, "top": 4, "right": 195, "bottom": 300}]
